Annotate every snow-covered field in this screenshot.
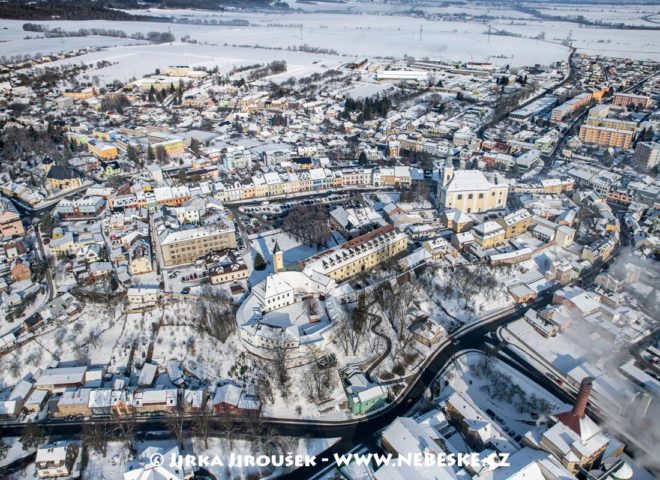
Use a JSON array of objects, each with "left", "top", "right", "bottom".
[
  {"left": 0, "top": 34, "right": 146, "bottom": 59},
  {"left": 537, "top": 4, "right": 660, "bottom": 27},
  {"left": 2, "top": 4, "right": 657, "bottom": 88},
  {"left": 0, "top": 0, "right": 657, "bottom": 81},
  {"left": 12, "top": 40, "right": 346, "bottom": 85},
  {"left": 0, "top": 15, "right": 567, "bottom": 78},
  {"left": 0, "top": 301, "right": 124, "bottom": 386},
  {"left": 495, "top": 19, "right": 660, "bottom": 59}
]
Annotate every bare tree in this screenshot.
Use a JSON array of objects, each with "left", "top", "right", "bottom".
[
  {"left": 253, "top": 368, "right": 274, "bottom": 406},
  {"left": 304, "top": 297, "right": 318, "bottom": 316},
  {"left": 216, "top": 409, "right": 239, "bottom": 450},
  {"left": 114, "top": 413, "right": 137, "bottom": 452},
  {"left": 283, "top": 205, "right": 331, "bottom": 248},
  {"left": 302, "top": 349, "right": 336, "bottom": 403},
  {"left": 191, "top": 402, "right": 215, "bottom": 450},
  {"left": 377, "top": 281, "right": 417, "bottom": 356},
  {"left": 271, "top": 330, "right": 291, "bottom": 399},
  {"left": 19, "top": 421, "right": 45, "bottom": 451},
  {"left": 337, "top": 292, "right": 371, "bottom": 356},
  {"left": 0, "top": 437, "right": 8, "bottom": 462},
  {"left": 83, "top": 423, "right": 111, "bottom": 456},
  {"left": 194, "top": 294, "right": 236, "bottom": 341},
  {"left": 165, "top": 410, "right": 187, "bottom": 449}
]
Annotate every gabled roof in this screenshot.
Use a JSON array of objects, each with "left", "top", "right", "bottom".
[{"left": 47, "top": 165, "right": 79, "bottom": 180}]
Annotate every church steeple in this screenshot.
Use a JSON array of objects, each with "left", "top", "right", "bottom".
[{"left": 272, "top": 241, "right": 284, "bottom": 273}]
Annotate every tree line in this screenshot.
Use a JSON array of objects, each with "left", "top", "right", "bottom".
[
  {"left": 343, "top": 95, "right": 392, "bottom": 122},
  {"left": 0, "top": 1, "right": 164, "bottom": 21},
  {"left": 23, "top": 24, "right": 175, "bottom": 43},
  {"left": 246, "top": 60, "right": 288, "bottom": 81}
]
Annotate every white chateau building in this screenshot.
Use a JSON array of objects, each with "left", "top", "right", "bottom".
[{"left": 236, "top": 267, "right": 344, "bottom": 366}]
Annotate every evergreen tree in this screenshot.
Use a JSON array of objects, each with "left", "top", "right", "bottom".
[
  {"left": 127, "top": 144, "right": 140, "bottom": 165},
  {"left": 177, "top": 168, "right": 187, "bottom": 184},
  {"left": 190, "top": 138, "right": 200, "bottom": 157},
  {"left": 156, "top": 145, "right": 168, "bottom": 163},
  {"left": 254, "top": 252, "right": 267, "bottom": 271}
]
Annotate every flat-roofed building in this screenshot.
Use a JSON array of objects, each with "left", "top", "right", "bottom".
[
  {"left": 579, "top": 124, "right": 634, "bottom": 148},
  {"left": 87, "top": 139, "right": 118, "bottom": 159},
  {"left": 159, "top": 223, "right": 236, "bottom": 267},
  {"left": 551, "top": 93, "right": 593, "bottom": 123},
  {"left": 55, "top": 388, "right": 91, "bottom": 417},
  {"left": 613, "top": 92, "right": 652, "bottom": 109},
  {"left": 634, "top": 141, "right": 660, "bottom": 172},
  {"left": 132, "top": 388, "right": 178, "bottom": 413}
]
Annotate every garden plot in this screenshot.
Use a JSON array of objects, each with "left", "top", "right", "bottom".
[
  {"left": 0, "top": 301, "right": 125, "bottom": 387},
  {"left": 419, "top": 264, "right": 515, "bottom": 323}
]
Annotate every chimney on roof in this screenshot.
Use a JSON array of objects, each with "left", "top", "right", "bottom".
[{"left": 572, "top": 376, "right": 593, "bottom": 418}]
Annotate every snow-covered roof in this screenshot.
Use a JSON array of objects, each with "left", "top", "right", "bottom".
[
  {"left": 124, "top": 446, "right": 192, "bottom": 480},
  {"left": 212, "top": 384, "right": 242, "bottom": 407},
  {"left": 36, "top": 367, "right": 87, "bottom": 388},
  {"left": 446, "top": 170, "right": 502, "bottom": 193},
  {"left": 137, "top": 363, "right": 158, "bottom": 387}
]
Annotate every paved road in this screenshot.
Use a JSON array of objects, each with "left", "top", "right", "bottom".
[{"left": 34, "top": 223, "right": 55, "bottom": 302}]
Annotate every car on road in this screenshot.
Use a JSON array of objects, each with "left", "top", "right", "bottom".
[{"left": 181, "top": 287, "right": 190, "bottom": 294}]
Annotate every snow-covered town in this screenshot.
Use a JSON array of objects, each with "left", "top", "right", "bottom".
[{"left": 0, "top": 0, "right": 658, "bottom": 479}]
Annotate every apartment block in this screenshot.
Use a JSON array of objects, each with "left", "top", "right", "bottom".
[
  {"left": 634, "top": 142, "right": 660, "bottom": 171},
  {"left": 578, "top": 124, "right": 635, "bottom": 148},
  {"left": 160, "top": 224, "right": 237, "bottom": 267},
  {"left": 550, "top": 93, "right": 593, "bottom": 123},
  {"left": 613, "top": 92, "right": 652, "bottom": 109}
]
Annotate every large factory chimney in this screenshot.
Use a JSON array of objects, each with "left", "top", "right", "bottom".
[
  {"left": 571, "top": 376, "right": 593, "bottom": 417},
  {"left": 556, "top": 376, "right": 594, "bottom": 436}
]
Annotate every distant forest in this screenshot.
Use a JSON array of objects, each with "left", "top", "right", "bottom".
[
  {"left": 0, "top": 0, "right": 289, "bottom": 21},
  {"left": 0, "top": 1, "right": 163, "bottom": 21}
]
